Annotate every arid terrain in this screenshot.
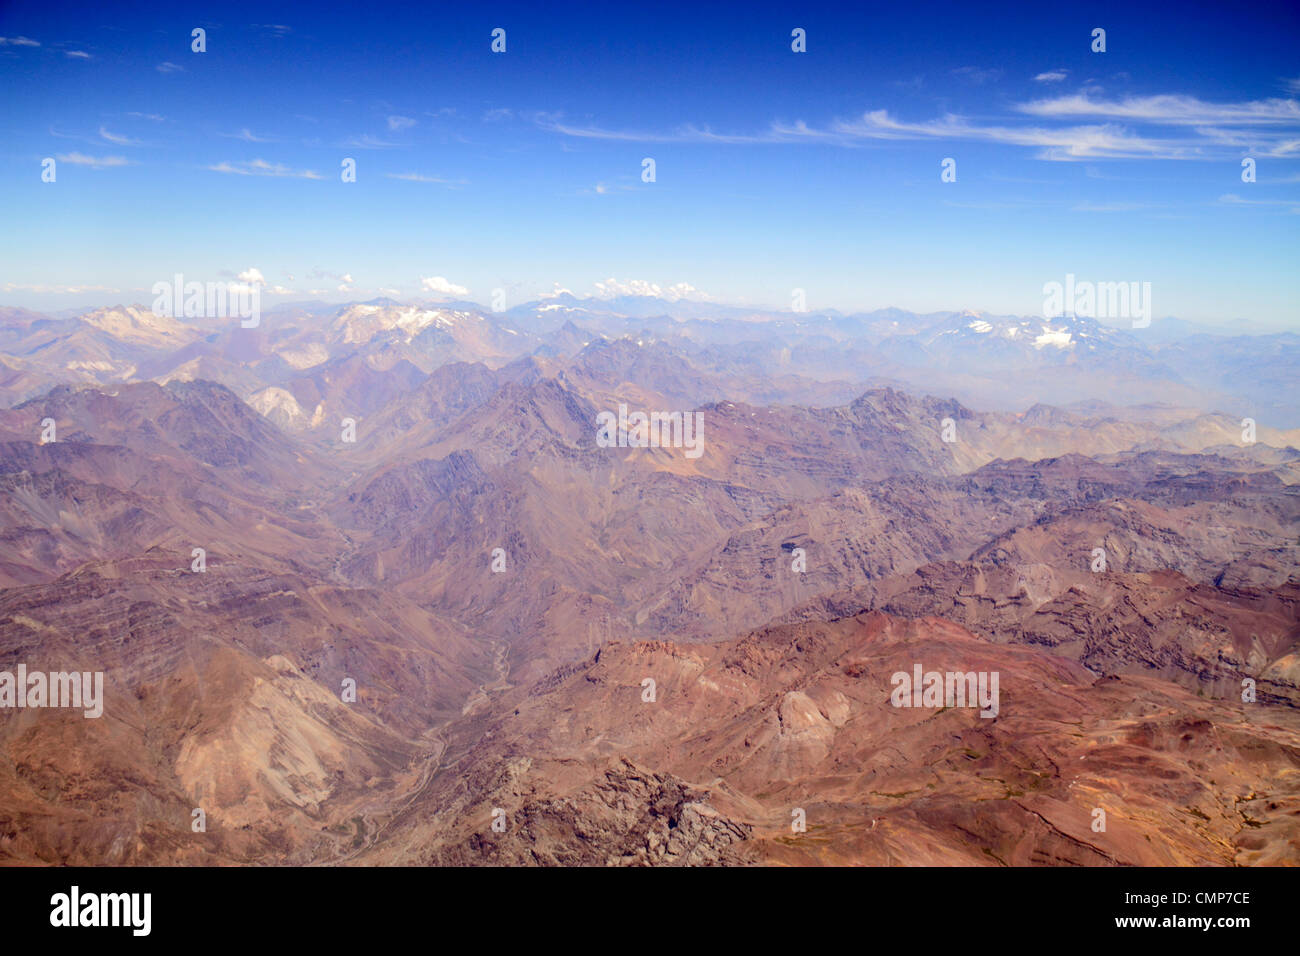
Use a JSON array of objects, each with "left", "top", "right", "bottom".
[{"left": 0, "top": 298, "right": 1296, "bottom": 865}]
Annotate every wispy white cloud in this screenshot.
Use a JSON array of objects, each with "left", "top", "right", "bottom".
[
  {"left": 223, "top": 127, "right": 276, "bottom": 143},
  {"left": 99, "top": 126, "right": 141, "bottom": 146},
  {"left": 342, "top": 134, "right": 399, "bottom": 149},
  {"left": 65, "top": 50, "right": 91, "bottom": 59},
  {"left": 1034, "top": 70, "right": 1068, "bottom": 83},
  {"left": 57, "top": 152, "right": 131, "bottom": 168},
  {"left": 157, "top": 61, "right": 184, "bottom": 73},
  {"left": 3, "top": 283, "right": 119, "bottom": 294},
  {"left": 584, "top": 182, "right": 640, "bottom": 196},
  {"left": 385, "top": 172, "right": 464, "bottom": 185},
  {"left": 386, "top": 115, "right": 416, "bottom": 131},
  {"left": 307, "top": 268, "right": 352, "bottom": 282},
  {"left": 127, "top": 112, "right": 166, "bottom": 122},
  {"left": 1218, "top": 193, "right": 1300, "bottom": 211},
  {"left": 0, "top": 36, "right": 40, "bottom": 47},
  {"left": 1017, "top": 93, "right": 1300, "bottom": 125},
  {"left": 208, "top": 158, "right": 323, "bottom": 179},
  {"left": 827, "top": 109, "right": 1197, "bottom": 159},
  {"left": 533, "top": 112, "right": 790, "bottom": 144},
  {"left": 536, "top": 90, "right": 1300, "bottom": 161}
]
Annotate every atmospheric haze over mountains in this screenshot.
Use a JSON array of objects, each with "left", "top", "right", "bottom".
[{"left": 0, "top": 290, "right": 1297, "bottom": 866}]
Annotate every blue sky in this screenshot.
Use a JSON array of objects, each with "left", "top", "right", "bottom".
[{"left": 1, "top": 0, "right": 1298, "bottom": 328}]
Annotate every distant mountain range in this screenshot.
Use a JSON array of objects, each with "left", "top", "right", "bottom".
[
  {"left": 0, "top": 292, "right": 1296, "bottom": 866},
  {"left": 1, "top": 296, "right": 1297, "bottom": 428}
]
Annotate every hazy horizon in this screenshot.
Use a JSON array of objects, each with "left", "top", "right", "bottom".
[{"left": 2, "top": 0, "right": 1298, "bottom": 327}]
